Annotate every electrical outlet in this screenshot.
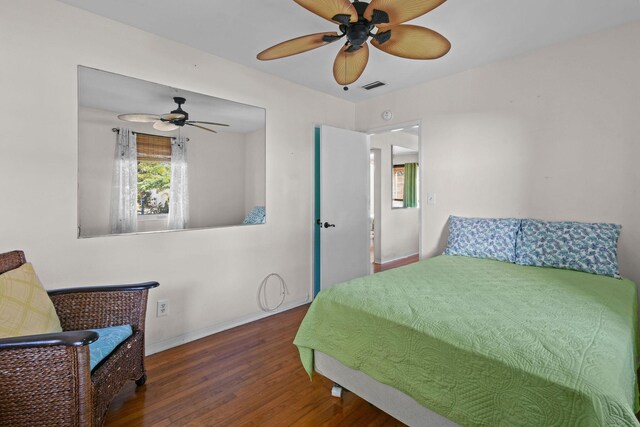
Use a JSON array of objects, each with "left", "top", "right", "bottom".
[{"left": 157, "top": 300, "right": 169, "bottom": 317}]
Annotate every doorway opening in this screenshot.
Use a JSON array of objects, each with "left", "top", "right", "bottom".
[{"left": 369, "top": 124, "right": 421, "bottom": 273}]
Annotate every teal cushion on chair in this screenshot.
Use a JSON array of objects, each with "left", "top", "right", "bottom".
[{"left": 88, "top": 324, "right": 133, "bottom": 371}]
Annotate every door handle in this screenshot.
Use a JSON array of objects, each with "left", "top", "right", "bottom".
[{"left": 316, "top": 219, "right": 336, "bottom": 228}]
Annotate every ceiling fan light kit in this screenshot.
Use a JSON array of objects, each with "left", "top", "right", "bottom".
[
  {"left": 257, "top": 0, "right": 451, "bottom": 90},
  {"left": 117, "top": 97, "right": 230, "bottom": 134}
]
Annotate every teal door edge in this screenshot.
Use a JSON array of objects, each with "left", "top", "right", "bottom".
[{"left": 314, "top": 127, "right": 321, "bottom": 297}]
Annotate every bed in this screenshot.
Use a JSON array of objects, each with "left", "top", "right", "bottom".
[{"left": 294, "top": 255, "right": 639, "bottom": 426}]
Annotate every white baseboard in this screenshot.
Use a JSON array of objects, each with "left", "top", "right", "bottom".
[{"left": 145, "top": 295, "right": 311, "bottom": 355}]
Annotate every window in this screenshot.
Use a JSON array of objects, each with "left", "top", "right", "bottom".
[{"left": 136, "top": 134, "right": 171, "bottom": 216}]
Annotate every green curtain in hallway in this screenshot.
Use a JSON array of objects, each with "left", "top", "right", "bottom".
[{"left": 403, "top": 163, "right": 418, "bottom": 208}]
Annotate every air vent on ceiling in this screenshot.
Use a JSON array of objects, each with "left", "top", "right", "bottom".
[{"left": 361, "top": 81, "right": 386, "bottom": 90}]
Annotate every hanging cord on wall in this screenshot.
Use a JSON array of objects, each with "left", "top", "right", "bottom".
[{"left": 257, "top": 273, "right": 289, "bottom": 312}]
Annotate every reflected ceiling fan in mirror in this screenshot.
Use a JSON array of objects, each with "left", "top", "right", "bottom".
[
  {"left": 257, "top": 0, "right": 451, "bottom": 90},
  {"left": 118, "top": 97, "right": 229, "bottom": 133}
]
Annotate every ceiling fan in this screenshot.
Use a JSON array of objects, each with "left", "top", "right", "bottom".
[
  {"left": 117, "top": 97, "right": 229, "bottom": 134},
  {"left": 257, "top": 0, "right": 451, "bottom": 90}
]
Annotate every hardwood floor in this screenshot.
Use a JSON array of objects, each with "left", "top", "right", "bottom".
[
  {"left": 105, "top": 305, "right": 405, "bottom": 426},
  {"left": 372, "top": 254, "right": 419, "bottom": 273}
]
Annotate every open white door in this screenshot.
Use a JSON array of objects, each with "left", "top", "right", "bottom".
[{"left": 317, "top": 125, "right": 370, "bottom": 292}]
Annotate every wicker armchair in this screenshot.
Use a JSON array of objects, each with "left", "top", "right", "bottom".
[{"left": 0, "top": 250, "right": 159, "bottom": 426}]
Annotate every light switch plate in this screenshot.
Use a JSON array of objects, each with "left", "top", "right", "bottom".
[{"left": 427, "top": 193, "right": 436, "bottom": 205}]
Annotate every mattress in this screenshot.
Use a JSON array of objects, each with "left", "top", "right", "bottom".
[
  {"left": 315, "top": 350, "right": 459, "bottom": 426},
  {"left": 294, "top": 255, "right": 640, "bottom": 426}
]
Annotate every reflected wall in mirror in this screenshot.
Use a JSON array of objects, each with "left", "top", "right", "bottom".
[
  {"left": 392, "top": 140, "right": 419, "bottom": 209},
  {"left": 77, "top": 66, "right": 266, "bottom": 238}
]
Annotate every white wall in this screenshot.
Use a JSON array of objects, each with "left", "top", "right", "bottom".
[
  {"left": 244, "top": 128, "right": 266, "bottom": 214},
  {"left": 0, "top": 0, "right": 354, "bottom": 353},
  {"left": 370, "top": 132, "right": 420, "bottom": 263},
  {"left": 187, "top": 130, "right": 247, "bottom": 228},
  {"left": 78, "top": 107, "right": 115, "bottom": 237},
  {"left": 356, "top": 21, "right": 640, "bottom": 284}
]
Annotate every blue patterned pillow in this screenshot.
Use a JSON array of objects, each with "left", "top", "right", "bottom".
[
  {"left": 88, "top": 324, "right": 133, "bottom": 371},
  {"left": 243, "top": 206, "right": 266, "bottom": 225},
  {"left": 516, "top": 219, "right": 621, "bottom": 277},
  {"left": 444, "top": 216, "right": 521, "bottom": 263}
]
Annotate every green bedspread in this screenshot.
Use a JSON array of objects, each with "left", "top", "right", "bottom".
[{"left": 294, "top": 255, "right": 639, "bottom": 426}]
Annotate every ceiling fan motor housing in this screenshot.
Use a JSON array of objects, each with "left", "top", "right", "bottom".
[
  {"left": 347, "top": 23, "right": 371, "bottom": 46},
  {"left": 170, "top": 96, "right": 189, "bottom": 123},
  {"left": 342, "top": 1, "right": 387, "bottom": 47}
]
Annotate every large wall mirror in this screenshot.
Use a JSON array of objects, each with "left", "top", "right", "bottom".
[
  {"left": 391, "top": 143, "right": 419, "bottom": 209},
  {"left": 77, "top": 66, "right": 266, "bottom": 238}
]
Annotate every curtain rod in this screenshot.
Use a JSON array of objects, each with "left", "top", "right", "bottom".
[{"left": 111, "top": 128, "right": 189, "bottom": 142}]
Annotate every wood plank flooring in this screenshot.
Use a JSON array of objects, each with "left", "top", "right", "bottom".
[
  {"left": 372, "top": 254, "right": 419, "bottom": 273},
  {"left": 105, "top": 305, "right": 405, "bottom": 426}
]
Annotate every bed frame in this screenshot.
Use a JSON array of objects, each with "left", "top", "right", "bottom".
[{"left": 315, "top": 351, "right": 460, "bottom": 427}]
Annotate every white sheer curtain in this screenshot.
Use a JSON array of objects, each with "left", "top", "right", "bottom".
[
  {"left": 110, "top": 128, "right": 138, "bottom": 234},
  {"left": 168, "top": 136, "right": 189, "bottom": 230}
]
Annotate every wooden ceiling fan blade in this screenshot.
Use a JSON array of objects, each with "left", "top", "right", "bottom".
[
  {"left": 333, "top": 43, "right": 369, "bottom": 85},
  {"left": 187, "top": 123, "right": 217, "bottom": 133},
  {"left": 365, "top": 0, "right": 447, "bottom": 28},
  {"left": 257, "top": 32, "right": 341, "bottom": 60},
  {"left": 186, "top": 120, "right": 229, "bottom": 127},
  {"left": 153, "top": 121, "right": 179, "bottom": 131},
  {"left": 371, "top": 25, "right": 451, "bottom": 60},
  {"left": 294, "top": 0, "right": 358, "bottom": 24},
  {"left": 117, "top": 114, "right": 160, "bottom": 123}
]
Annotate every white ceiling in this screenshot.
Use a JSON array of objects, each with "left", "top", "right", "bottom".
[{"left": 61, "top": 0, "right": 640, "bottom": 102}]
